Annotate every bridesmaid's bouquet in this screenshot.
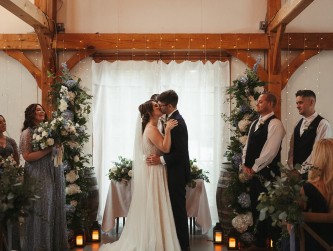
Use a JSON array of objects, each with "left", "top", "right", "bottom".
[{"left": 31, "top": 117, "right": 82, "bottom": 166}]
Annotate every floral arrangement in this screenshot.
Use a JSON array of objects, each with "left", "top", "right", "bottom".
[
  {"left": 222, "top": 58, "right": 266, "bottom": 246},
  {"left": 257, "top": 164, "right": 307, "bottom": 227},
  {"left": 187, "top": 159, "right": 210, "bottom": 188},
  {"left": 108, "top": 156, "right": 133, "bottom": 184},
  {"left": 0, "top": 154, "right": 39, "bottom": 223},
  {"left": 47, "top": 63, "right": 94, "bottom": 241}
]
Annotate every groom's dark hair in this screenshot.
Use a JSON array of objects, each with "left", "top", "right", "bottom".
[{"left": 157, "top": 90, "right": 178, "bottom": 107}]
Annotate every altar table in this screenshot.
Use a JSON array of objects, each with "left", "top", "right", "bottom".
[{"left": 101, "top": 179, "right": 212, "bottom": 234}]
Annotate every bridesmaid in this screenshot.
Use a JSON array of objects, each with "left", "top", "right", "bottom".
[
  {"left": 0, "top": 114, "right": 20, "bottom": 250},
  {"left": 19, "top": 104, "right": 68, "bottom": 251}
]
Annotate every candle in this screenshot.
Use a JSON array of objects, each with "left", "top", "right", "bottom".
[
  {"left": 76, "top": 236, "right": 83, "bottom": 246},
  {"left": 215, "top": 232, "right": 222, "bottom": 242},
  {"left": 229, "top": 237, "right": 236, "bottom": 248},
  {"left": 92, "top": 230, "right": 99, "bottom": 241}
]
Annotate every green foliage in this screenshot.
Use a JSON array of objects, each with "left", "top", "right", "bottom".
[
  {"left": 108, "top": 156, "right": 133, "bottom": 183},
  {"left": 0, "top": 155, "right": 39, "bottom": 223},
  {"left": 257, "top": 164, "right": 306, "bottom": 227},
  {"left": 187, "top": 159, "right": 210, "bottom": 188}
]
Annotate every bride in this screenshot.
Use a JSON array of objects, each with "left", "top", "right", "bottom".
[{"left": 99, "top": 99, "right": 181, "bottom": 251}]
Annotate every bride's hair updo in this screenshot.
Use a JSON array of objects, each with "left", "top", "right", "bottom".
[{"left": 138, "top": 100, "right": 153, "bottom": 133}]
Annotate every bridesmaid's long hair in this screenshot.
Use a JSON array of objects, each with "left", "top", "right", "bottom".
[
  {"left": 21, "top": 103, "right": 48, "bottom": 131},
  {"left": 138, "top": 100, "right": 153, "bottom": 134}
]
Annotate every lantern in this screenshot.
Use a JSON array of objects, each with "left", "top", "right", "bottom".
[
  {"left": 91, "top": 221, "right": 101, "bottom": 242},
  {"left": 75, "top": 229, "right": 86, "bottom": 247},
  {"left": 227, "top": 234, "right": 238, "bottom": 250},
  {"left": 212, "top": 222, "right": 223, "bottom": 244},
  {"left": 267, "top": 238, "right": 273, "bottom": 249}
]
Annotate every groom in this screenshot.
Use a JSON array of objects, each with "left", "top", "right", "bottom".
[{"left": 148, "top": 90, "right": 191, "bottom": 251}]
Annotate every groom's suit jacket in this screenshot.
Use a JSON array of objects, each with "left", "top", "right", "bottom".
[
  {"left": 163, "top": 110, "right": 191, "bottom": 186},
  {"left": 162, "top": 109, "right": 190, "bottom": 250}
]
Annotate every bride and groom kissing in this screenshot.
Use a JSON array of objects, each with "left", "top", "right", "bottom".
[{"left": 99, "top": 90, "right": 191, "bottom": 251}]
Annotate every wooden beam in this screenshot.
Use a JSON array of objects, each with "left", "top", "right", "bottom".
[
  {"left": 1, "top": 33, "right": 333, "bottom": 51},
  {"left": 66, "top": 50, "right": 96, "bottom": 71},
  {"left": 268, "top": 0, "right": 315, "bottom": 32},
  {"left": 0, "top": 0, "right": 54, "bottom": 33},
  {"left": 4, "top": 50, "right": 41, "bottom": 87},
  {"left": 272, "top": 24, "right": 286, "bottom": 74}
]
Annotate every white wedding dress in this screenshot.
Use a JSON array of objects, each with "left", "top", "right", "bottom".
[{"left": 99, "top": 118, "right": 181, "bottom": 251}]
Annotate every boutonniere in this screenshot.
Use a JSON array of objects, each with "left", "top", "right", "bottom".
[{"left": 258, "top": 119, "right": 265, "bottom": 128}]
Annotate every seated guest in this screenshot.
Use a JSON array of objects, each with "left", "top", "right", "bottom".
[{"left": 299, "top": 138, "right": 333, "bottom": 251}]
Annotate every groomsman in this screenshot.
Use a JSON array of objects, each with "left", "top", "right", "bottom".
[
  {"left": 241, "top": 92, "right": 285, "bottom": 251},
  {"left": 287, "top": 90, "right": 332, "bottom": 178}
]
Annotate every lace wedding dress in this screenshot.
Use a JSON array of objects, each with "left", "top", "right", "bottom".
[{"left": 99, "top": 117, "right": 181, "bottom": 251}]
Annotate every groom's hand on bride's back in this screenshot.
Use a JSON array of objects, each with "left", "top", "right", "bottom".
[{"left": 146, "top": 154, "right": 161, "bottom": 166}]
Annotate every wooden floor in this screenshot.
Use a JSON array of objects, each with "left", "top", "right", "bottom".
[{"left": 71, "top": 226, "right": 229, "bottom": 251}]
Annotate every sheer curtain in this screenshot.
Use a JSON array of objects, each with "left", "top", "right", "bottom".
[{"left": 92, "top": 60, "right": 230, "bottom": 225}]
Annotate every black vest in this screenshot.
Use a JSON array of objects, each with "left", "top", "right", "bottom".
[
  {"left": 244, "top": 115, "right": 281, "bottom": 180},
  {"left": 293, "top": 115, "right": 323, "bottom": 166}
]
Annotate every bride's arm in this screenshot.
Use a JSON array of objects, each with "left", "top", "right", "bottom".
[{"left": 148, "top": 119, "right": 178, "bottom": 153}]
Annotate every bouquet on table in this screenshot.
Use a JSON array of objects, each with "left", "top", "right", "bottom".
[
  {"left": 108, "top": 156, "right": 133, "bottom": 185},
  {"left": 187, "top": 159, "right": 210, "bottom": 188}
]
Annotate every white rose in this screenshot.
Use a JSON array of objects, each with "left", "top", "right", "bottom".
[
  {"left": 73, "top": 155, "right": 80, "bottom": 163},
  {"left": 38, "top": 127, "right": 43, "bottom": 133},
  {"left": 254, "top": 86, "right": 264, "bottom": 94},
  {"left": 67, "top": 92, "right": 76, "bottom": 102},
  {"left": 46, "top": 138, "right": 55, "bottom": 146},
  {"left": 42, "top": 131, "right": 48, "bottom": 137},
  {"left": 40, "top": 142, "right": 46, "bottom": 149},
  {"left": 66, "top": 170, "right": 79, "bottom": 183},
  {"left": 66, "top": 184, "right": 82, "bottom": 195},
  {"left": 59, "top": 99, "right": 68, "bottom": 112},
  {"left": 36, "top": 135, "right": 41, "bottom": 141},
  {"left": 238, "top": 119, "right": 252, "bottom": 132},
  {"left": 32, "top": 133, "right": 37, "bottom": 139},
  {"left": 128, "top": 170, "right": 133, "bottom": 177}
]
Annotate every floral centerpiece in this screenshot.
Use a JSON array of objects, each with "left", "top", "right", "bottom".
[
  {"left": 257, "top": 164, "right": 306, "bottom": 227},
  {"left": 108, "top": 156, "right": 133, "bottom": 185},
  {"left": 0, "top": 154, "right": 39, "bottom": 225},
  {"left": 47, "top": 63, "right": 94, "bottom": 245},
  {"left": 187, "top": 159, "right": 210, "bottom": 188},
  {"left": 222, "top": 58, "right": 266, "bottom": 246}
]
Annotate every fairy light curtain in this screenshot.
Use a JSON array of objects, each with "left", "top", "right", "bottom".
[{"left": 92, "top": 60, "right": 230, "bottom": 223}]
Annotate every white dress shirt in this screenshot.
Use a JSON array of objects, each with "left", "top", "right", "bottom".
[{"left": 242, "top": 112, "right": 286, "bottom": 173}]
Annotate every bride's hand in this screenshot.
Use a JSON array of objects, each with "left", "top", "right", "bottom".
[{"left": 165, "top": 119, "right": 178, "bottom": 131}]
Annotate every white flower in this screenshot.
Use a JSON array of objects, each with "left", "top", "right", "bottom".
[
  {"left": 239, "top": 135, "right": 248, "bottom": 146},
  {"left": 32, "top": 133, "right": 37, "bottom": 139},
  {"left": 46, "top": 138, "right": 54, "bottom": 146},
  {"left": 254, "top": 86, "right": 264, "bottom": 94},
  {"left": 61, "top": 130, "right": 69, "bottom": 136},
  {"left": 128, "top": 170, "right": 133, "bottom": 177},
  {"left": 238, "top": 119, "right": 252, "bottom": 132},
  {"left": 59, "top": 99, "right": 68, "bottom": 112},
  {"left": 40, "top": 143, "right": 46, "bottom": 149},
  {"left": 232, "top": 212, "right": 253, "bottom": 233},
  {"left": 67, "top": 92, "right": 76, "bottom": 103},
  {"left": 73, "top": 155, "right": 80, "bottom": 163},
  {"left": 65, "top": 184, "right": 82, "bottom": 195},
  {"left": 37, "top": 127, "right": 43, "bottom": 133},
  {"left": 66, "top": 170, "right": 79, "bottom": 183},
  {"left": 41, "top": 130, "right": 48, "bottom": 137},
  {"left": 67, "top": 141, "right": 79, "bottom": 149}
]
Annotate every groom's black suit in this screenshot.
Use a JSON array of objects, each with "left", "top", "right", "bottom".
[{"left": 163, "top": 110, "right": 191, "bottom": 250}]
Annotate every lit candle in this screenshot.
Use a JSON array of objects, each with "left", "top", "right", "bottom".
[
  {"left": 215, "top": 232, "right": 222, "bottom": 242},
  {"left": 229, "top": 237, "right": 236, "bottom": 248},
  {"left": 92, "top": 230, "right": 99, "bottom": 241},
  {"left": 76, "top": 236, "right": 83, "bottom": 246}
]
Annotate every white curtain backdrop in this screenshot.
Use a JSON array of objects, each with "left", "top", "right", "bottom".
[{"left": 92, "top": 60, "right": 230, "bottom": 226}]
